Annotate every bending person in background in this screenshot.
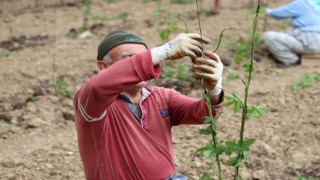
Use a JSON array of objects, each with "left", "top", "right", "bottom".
[
  {"left": 263, "top": 0, "right": 320, "bottom": 68},
  {"left": 73, "top": 31, "right": 224, "bottom": 180}
]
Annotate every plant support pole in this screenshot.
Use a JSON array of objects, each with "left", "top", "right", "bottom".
[
  {"left": 196, "top": 0, "right": 222, "bottom": 179},
  {"left": 233, "top": 1, "right": 261, "bottom": 179}
]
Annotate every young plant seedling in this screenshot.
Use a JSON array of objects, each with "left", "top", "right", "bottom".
[
  {"left": 82, "top": 0, "right": 91, "bottom": 31},
  {"left": 291, "top": 72, "right": 320, "bottom": 92},
  {"left": 195, "top": 0, "right": 266, "bottom": 179}
]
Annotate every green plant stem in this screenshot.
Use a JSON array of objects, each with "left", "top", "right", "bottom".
[
  {"left": 211, "top": 129, "right": 222, "bottom": 180},
  {"left": 233, "top": 1, "right": 261, "bottom": 179},
  {"left": 194, "top": 162, "right": 202, "bottom": 180},
  {"left": 221, "top": 88, "right": 244, "bottom": 108},
  {"left": 153, "top": 11, "right": 189, "bottom": 33},
  {"left": 202, "top": 84, "right": 223, "bottom": 180},
  {"left": 35, "top": 0, "right": 40, "bottom": 7},
  {"left": 196, "top": 0, "right": 222, "bottom": 179},
  {"left": 210, "top": 166, "right": 220, "bottom": 177},
  {"left": 177, "top": 13, "right": 189, "bottom": 33},
  {"left": 262, "top": 0, "right": 269, "bottom": 32},
  {"left": 83, "top": 0, "right": 91, "bottom": 30},
  {"left": 213, "top": 28, "right": 239, "bottom": 53},
  {"left": 196, "top": 0, "right": 204, "bottom": 54}
]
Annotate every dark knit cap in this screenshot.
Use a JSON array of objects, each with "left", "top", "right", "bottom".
[{"left": 97, "top": 31, "right": 147, "bottom": 60}]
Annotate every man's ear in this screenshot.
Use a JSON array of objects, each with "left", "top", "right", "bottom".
[{"left": 97, "top": 61, "right": 108, "bottom": 71}]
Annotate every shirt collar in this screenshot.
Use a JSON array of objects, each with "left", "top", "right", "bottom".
[{"left": 119, "top": 87, "right": 152, "bottom": 104}]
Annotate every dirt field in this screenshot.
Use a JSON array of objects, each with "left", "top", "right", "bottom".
[{"left": 0, "top": 0, "right": 319, "bottom": 179}]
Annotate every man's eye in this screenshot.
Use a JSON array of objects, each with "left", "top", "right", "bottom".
[{"left": 121, "top": 55, "right": 134, "bottom": 59}]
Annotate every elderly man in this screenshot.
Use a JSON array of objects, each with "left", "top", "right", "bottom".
[{"left": 73, "top": 31, "right": 224, "bottom": 180}]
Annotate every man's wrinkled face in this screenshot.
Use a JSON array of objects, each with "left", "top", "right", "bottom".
[{"left": 97, "top": 43, "right": 148, "bottom": 90}]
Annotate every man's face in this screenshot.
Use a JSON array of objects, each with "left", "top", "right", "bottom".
[
  {"left": 107, "top": 43, "right": 147, "bottom": 66},
  {"left": 98, "top": 43, "right": 148, "bottom": 90}
]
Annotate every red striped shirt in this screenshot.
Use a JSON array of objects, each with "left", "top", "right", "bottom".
[{"left": 74, "top": 50, "right": 222, "bottom": 180}]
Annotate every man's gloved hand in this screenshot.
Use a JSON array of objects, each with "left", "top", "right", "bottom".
[
  {"left": 193, "top": 50, "right": 223, "bottom": 96},
  {"left": 151, "top": 33, "right": 211, "bottom": 65}
]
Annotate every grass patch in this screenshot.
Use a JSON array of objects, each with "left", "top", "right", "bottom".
[
  {"left": 226, "top": 70, "right": 241, "bottom": 81},
  {"left": 0, "top": 52, "right": 11, "bottom": 59},
  {"left": 291, "top": 72, "right": 320, "bottom": 91},
  {"left": 161, "top": 61, "right": 191, "bottom": 81},
  {"left": 54, "top": 77, "right": 73, "bottom": 98},
  {"left": 158, "top": 23, "right": 179, "bottom": 42},
  {"left": 226, "top": 33, "right": 263, "bottom": 63},
  {"left": 91, "top": 12, "right": 128, "bottom": 22},
  {"left": 171, "top": 0, "right": 193, "bottom": 4},
  {"left": 35, "top": 15, "right": 55, "bottom": 23}
]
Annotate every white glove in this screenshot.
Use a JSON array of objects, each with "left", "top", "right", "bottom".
[
  {"left": 265, "top": 8, "right": 272, "bottom": 15},
  {"left": 151, "top": 33, "right": 211, "bottom": 65},
  {"left": 193, "top": 50, "right": 223, "bottom": 96}
]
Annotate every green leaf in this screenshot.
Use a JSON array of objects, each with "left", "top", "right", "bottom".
[
  {"left": 227, "top": 156, "right": 238, "bottom": 166},
  {"left": 232, "top": 92, "right": 243, "bottom": 111},
  {"left": 54, "top": 77, "right": 74, "bottom": 97},
  {"left": 116, "top": 12, "right": 129, "bottom": 20},
  {"left": 215, "top": 143, "right": 226, "bottom": 156},
  {"left": 243, "top": 61, "right": 254, "bottom": 73},
  {"left": 234, "top": 102, "right": 241, "bottom": 113},
  {"left": 236, "top": 156, "right": 244, "bottom": 167},
  {"left": 196, "top": 145, "right": 209, "bottom": 154},
  {"left": 221, "top": 92, "right": 243, "bottom": 114},
  {"left": 204, "top": 116, "right": 213, "bottom": 123},
  {"left": 228, "top": 156, "right": 244, "bottom": 167},
  {"left": 220, "top": 100, "right": 234, "bottom": 107},
  {"left": 209, "top": 153, "right": 216, "bottom": 163},
  {"left": 234, "top": 50, "right": 248, "bottom": 63},
  {"left": 247, "top": 107, "right": 257, "bottom": 119},
  {"left": 233, "top": 91, "right": 240, "bottom": 98},
  {"left": 243, "top": 138, "right": 255, "bottom": 146},
  {"left": 199, "top": 125, "right": 212, "bottom": 135},
  {"left": 0, "top": 52, "right": 11, "bottom": 59},
  {"left": 225, "top": 95, "right": 234, "bottom": 100},
  {"left": 225, "top": 141, "right": 239, "bottom": 155},
  {"left": 203, "top": 150, "right": 211, "bottom": 157},
  {"left": 226, "top": 70, "right": 241, "bottom": 81},
  {"left": 237, "top": 139, "right": 255, "bottom": 153},
  {"left": 214, "top": 108, "right": 223, "bottom": 115},
  {"left": 225, "top": 141, "right": 237, "bottom": 148},
  {"left": 201, "top": 172, "right": 211, "bottom": 180},
  {"left": 225, "top": 150, "right": 232, "bottom": 156},
  {"left": 291, "top": 72, "right": 320, "bottom": 91},
  {"left": 247, "top": 105, "right": 266, "bottom": 119},
  {"left": 197, "top": 143, "right": 214, "bottom": 155},
  {"left": 243, "top": 150, "right": 250, "bottom": 157},
  {"left": 239, "top": 145, "right": 250, "bottom": 151},
  {"left": 297, "top": 176, "right": 306, "bottom": 180}
]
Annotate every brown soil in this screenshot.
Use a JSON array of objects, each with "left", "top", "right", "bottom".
[{"left": 0, "top": 0, "right": 319, "bottom": 179}]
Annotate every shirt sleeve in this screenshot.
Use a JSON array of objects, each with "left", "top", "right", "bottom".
[
  {"left": 166, "top": 89, "right": 224, "bottom": 126},
  {"left": 75, "top": 50, "right": 161, "bottom": 122},
  {"left": 268, "top": 0, "right": 304, "bottom": 19}
]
